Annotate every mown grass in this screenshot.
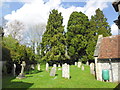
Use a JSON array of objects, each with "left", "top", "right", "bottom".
[{"left": 2, "top": 64, "right": 119, "bottom": 88}]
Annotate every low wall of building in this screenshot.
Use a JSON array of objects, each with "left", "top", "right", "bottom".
[{"left": 96, "top": 59, "right": 120, "bottom": 83}]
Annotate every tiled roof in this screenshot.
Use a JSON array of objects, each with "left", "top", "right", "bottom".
[
  {"left": 98, "top": 35, "right": 120, "bottom": 59},
  {"left": 94, "top": 35, "right": 103, "bottom": 57}
]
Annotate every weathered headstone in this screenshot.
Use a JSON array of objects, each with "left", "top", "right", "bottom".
[
  {"left": 62, "top": 64, "right": 65, "bottom": 77},
  {"left": 58, "top": 64, "right": 61, "bottom": 67},
  {"left": 50, "top": 67, "right": 56, "bottom": 76},
  {"left": 86, "top": 61, "right": 89, "bottom": 65},
  {"left": 78, "top": 62, "right": 81, "bottom": 68},
  {"left": 31, "top": 64, "right": 35, "bottom": 69},
  {"left": 75, "top": 62, "right": 77, "bottom": 66},
  {"left": 90, "top": 63, "right": 95, "bottom": 75},
  {"left": 62, "top": 63, "right": 70, "bottom": 79},
  {"left": 82, "top": 65, "right": 84, "bottom": 71},
  {"left": 53, "top": 64, "right": 57, "bottom": 68},
  {"left": 46, "top": 63, "right": 49, "bottom": 72},
  {"left": 66, "top": 64, "right": 70, "bottom": 79},
  {"left": 37, "top": 63, "right": 40, "bottom": 71},
  {"left": 58, "top": 64, "right": 61, "bottom": 70},
  {"left": 13, "top": 64, "right": 16, "bottom": 76},
  {"left": 16, "top": 61, "right": 26, "bottom": 79}
]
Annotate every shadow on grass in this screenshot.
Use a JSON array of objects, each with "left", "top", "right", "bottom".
[
  {"left": 2, "top": 75, "right": 34, "bottom": 89},
  {"left": 114, "top": 83, "right": 120, "bottom": 90},
  {"left": 25, "top": 70, "right": 43, "bottom": 74}
]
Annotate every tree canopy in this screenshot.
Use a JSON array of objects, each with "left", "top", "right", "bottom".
[
  {"left": 66, "top": 11, "right": 90, "bottom": 62},
  {"left": 41, "top": 9, "right": 67, "bottom": 63}
]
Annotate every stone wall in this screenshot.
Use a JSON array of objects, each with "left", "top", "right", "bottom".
[{"left": 96, "top": 59, "right": 120, "bottom": 83}]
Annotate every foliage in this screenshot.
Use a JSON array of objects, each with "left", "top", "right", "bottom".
[
  {"left": 41, "top": 9, "right": 67, "bottom": 63},
  {"left": 66, "top": 11, "right": 89, "bottom": 61},
  {"left": 86, "top": 8, "right": 112, "bottom": 61},
  {"left": 2, "top": 36, "right": 36, "bottom": 74},
  {"left": 0, "top": 26, "right": 4, "bottom": 38}
]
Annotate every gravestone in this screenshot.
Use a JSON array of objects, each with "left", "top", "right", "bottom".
[
  {"left": 58, "top": 64, "right": 61, "bottom": 67},
  {"left": 62, "top": 64, "right": 65, "bottom": 77},
  {"left": 46, "top": 63, "right": 49, "bottom": 72},
  {"left": 90, "top": 63, "right": 95, "bottom": 75},
  {"left": 31, "top": 64, "right": 35, "bottom": 69},
  {"left": 37, "top": 63, "right": 40, "bottom": 71},
  {"left": 16, "top": 61, "right": 26, "bottom": 79},
  {"left": 62, "top": 63, "right": 70, "bottom": 79},
  {"left": 78, "top": 62, "right": 81, "bottom": 68},
  {"left": 75, "top": 62, "right": 77, "bottom": 66},
  {"left": 53, "top": 64, "right": 57, "bottom": 68},
  {"left": 13, "top": 64, "right": 16, "bottom": 76},
  {"left": 82, "top": 65, "right": 84, "bottom": 71},
  {"left": 86, "top": 61, "right": 89, "bottom": 65},
  {"left": 58, "top": 64, "right": 61, "bottom": 70},
  {"left": 50, "top": 67, "right": 56, "bottom": 76}
]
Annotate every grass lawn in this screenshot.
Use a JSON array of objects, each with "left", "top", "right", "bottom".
[{"left": 2, "top": 64, "right": 119, "bottom": 88}]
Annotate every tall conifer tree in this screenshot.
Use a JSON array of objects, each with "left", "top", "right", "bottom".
[
  {"left": 66, "top": 11, "right": 89, "bottom": 62},
  {"left": 86, "top": 8, "right": 112, "bottom": 61},
  {"left": 41, "top": 9, "right": 67, "bottom": 62}
]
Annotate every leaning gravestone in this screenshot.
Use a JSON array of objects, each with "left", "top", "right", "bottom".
[
  {"left": 50, "top": 67, "right": 56, "bottom": 76},
  {"left": 53, "top": 64, "right": 57, "bottom": 71},
  {"left": 82, "top": 65, "right": 84, "bottom": 71},
  {"left": 46, "top": 63, "right": 49, "bottom": 72},
  {"left": 13, "top": 64, "right": 16, "bottom": 76},
  {"left": 16, "top": 61, "right": 26, "bottom": 79},
  {"left": 37, "top": 63, "right": 40, "bottom": 71},
  {"left": 78, "top": 62, "right": 81, "bottom": 68},
  {"left": 62, "top": 63, "right": 70, "bottom": 79},
  {"left": 90, "top": 63, "right": 95, "bottom": 75},
  {"left": 75, "top": 62, "right": 77, "bottom": 66}
]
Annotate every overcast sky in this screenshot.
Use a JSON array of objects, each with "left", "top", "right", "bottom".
[{"left": 0, "top": 0, "right": 119, "bottom": 35}]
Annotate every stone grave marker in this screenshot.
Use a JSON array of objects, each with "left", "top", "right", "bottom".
[
  {"left": 86, "top": 61, "right": 89, "bottom": 65},
  {"left": 37, "top": 63, "right": 40, "bottom": 71},
  {"left": 82, "top": 65, "right": 84, "bottom": 71},
  {"left": 62, "top": 63, "right": 70, "bottom": 79},
  {"left": 53, "top": 64, "right": 57, "bottom": 68},
  {"left": 58, "top": 64, "right": 61, "bottom": 70},
  {"left": 90, "top": 63, "right": 95, "bottom": 75},
  {"left": 31, "top": 64, "right": 35, "bottom": 69},
  {"left": 50, "top": 67, "right": 56, "bottom": 76},
  {"left": 75, "top": 62, "right": 77, "bottom": 66},
  {"left": 62, "top": 64, "right": 65, "bottom": 77},
  {"left": 13, "top": 64, "right": 16, "bottom": 76},
  {"left": 58, "top": 64, "right": 61, "bottom": 67},
  {"left": 46, "top": 63, "right": 49, "bottom": 72},
  {"left": 16, "top": 61, "right": 26, "bottom": 79},
  {"left": 78, "top": 62, "right": 81, "bottom": 68}
]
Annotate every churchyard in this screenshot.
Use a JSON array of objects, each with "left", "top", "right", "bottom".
[
  {"left": 2, "top": 63, "right": 118, "bottom": 88},
  {"left": 1, "top": 0, "right": 120, "bottom": 89}
]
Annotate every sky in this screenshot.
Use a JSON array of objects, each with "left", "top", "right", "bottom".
[{"left": 0, "top": 0, "right": 119, "bottom": 38}]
